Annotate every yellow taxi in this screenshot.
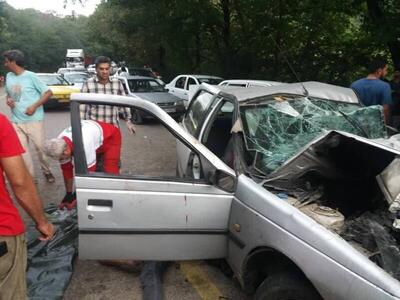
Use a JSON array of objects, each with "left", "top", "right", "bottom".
[{"left": 37, "top": 73, "right": 80, "bottom": 108}]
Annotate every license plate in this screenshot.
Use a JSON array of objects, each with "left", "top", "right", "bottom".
[
  {"left": 164, "top": 108, "right": 175, "bottom": 113},
  {"left": 58, "top": 98, "right": 70, "bottom": 103}
]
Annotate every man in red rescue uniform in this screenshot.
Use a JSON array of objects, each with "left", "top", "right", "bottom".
[
  {"left": 44, "top": 120, "right": 121, "bottom": 209},
  {"left": 0, "top": 113, "right": 54, "bottom": 299}
]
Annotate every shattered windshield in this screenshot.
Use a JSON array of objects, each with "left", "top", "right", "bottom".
[{"left": 240, "top": 96, "right": 387, "bottom": 174}]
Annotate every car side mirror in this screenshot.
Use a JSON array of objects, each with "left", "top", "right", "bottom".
[{"left": 208, "top": 169, "right": 235, "bottom": 193}]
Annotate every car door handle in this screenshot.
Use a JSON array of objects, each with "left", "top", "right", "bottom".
[
  {"left": 87, "top": 199, "right": 113, "bottom": 212},
  {"left": 88, "top": 199, "right": 113, "bottom": 207}
]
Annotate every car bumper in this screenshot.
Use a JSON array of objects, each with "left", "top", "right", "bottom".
[
  {"left": 44, "top": 97, "right": 70, "bottom": 108},
  {"left": 142, "top": 105, "right": 185, "bottom": 118}
]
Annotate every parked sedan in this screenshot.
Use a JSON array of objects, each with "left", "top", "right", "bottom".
[
  {"left": 116, "top": 75, "right": 185, "bottom": 124},
  {"left": 63, "top": 71, "right": 90, "bottom": 90},
  {"left": 68, "top": 84, "right": 400, "bottom": 300},
  {"left": 37, "top": 73, "right": 80, "bottom": 108},
  {"left": 166, "top": 74, "right": 223, "bottom": 104}
]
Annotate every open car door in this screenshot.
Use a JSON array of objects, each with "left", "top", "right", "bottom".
[{"left": 71, "top": 93, "right": 235, "bottom": 260}]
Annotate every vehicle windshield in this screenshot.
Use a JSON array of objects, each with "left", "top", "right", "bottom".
[
  {"left": 240, "top": 96, "right": 387, "bottom": 174},
  {"left": 38, "top": 75, "right": 70, "bottom": 86},
  {"left": 64, "top": 73, "right": 89, "bottom": 83},
  {"left": 66, "top": 57, "right": 83, "bottom": 62},
  {"left": 197, "top": 77, "right": 223, "bottom": 85},
  {"left": 127, "top": 79, "right": 165, "bottom": 92}
]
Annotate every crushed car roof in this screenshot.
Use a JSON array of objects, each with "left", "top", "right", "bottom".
[{"left": 215, "top": 81, "right": 360, "bottom": 104}]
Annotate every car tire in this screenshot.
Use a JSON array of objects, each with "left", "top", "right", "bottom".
[
  {"left": 131, "top": 109, "right": 143, "bottom": 124},
  {"left": 254, "top": 271, "right": 322, "bottom": 300}
]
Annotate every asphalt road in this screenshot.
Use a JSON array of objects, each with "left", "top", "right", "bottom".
[{"left": 0, "top": 87, "right": 248, "bottom": 300}]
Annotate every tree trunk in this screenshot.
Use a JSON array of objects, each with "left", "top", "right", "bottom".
[
  {"left": 365, "top": 0, "right": 399, "bottom": 69},
  {"left": 388, "top": 40, "right": 400, "bottom": 70}
]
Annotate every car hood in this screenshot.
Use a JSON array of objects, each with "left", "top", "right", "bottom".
[
  {"left": 49, "top": 85, "right": 80, "bottom": 95},
  {"left": 128, "top": 91, "right": 181, "bottom": 103}
]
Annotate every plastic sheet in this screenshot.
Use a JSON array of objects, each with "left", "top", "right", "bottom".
[
  {"left": 240, "top": 97, "right": 387, "bottom": 173},
  {"left": 26, "top": 205, "right": 78, "bottom": 300},
  {"left": 140, "top": 261, "right": 167, "bottom": 300},
  {"left": 340, "top": 210, "right": 400, "bottom": 280}
]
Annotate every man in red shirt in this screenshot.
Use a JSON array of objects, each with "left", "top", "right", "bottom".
[
  {"left": 44, "top": 120, "right": 121, "bottom": 209},
  {"left": 0, "top": 113, "right": 54, "bottom": 299}
]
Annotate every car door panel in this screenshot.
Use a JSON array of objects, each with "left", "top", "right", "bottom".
[
  {"left": 77, "top": 176, "right": 233, "bottom": 260},
  {"left": 71, "top": 93, "right": 235, "bottom": 261}
]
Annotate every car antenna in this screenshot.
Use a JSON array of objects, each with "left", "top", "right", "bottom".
[{"left": 271, "top": 37, "right": 309, "bottom": 96}]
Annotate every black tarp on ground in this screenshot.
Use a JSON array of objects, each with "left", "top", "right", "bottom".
[
  {"left": 26, "top": 205, "right": 78, "bottom": 300},
  {"left": 25, "top": 205, "right": 166, "bottom": 299}
]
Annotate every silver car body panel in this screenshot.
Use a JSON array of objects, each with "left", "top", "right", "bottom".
[
  {"left": 77, "top": 176, "right": 232, "bottom": 260},
  {"left": 228, "top": 175, "right": 400, "bottom": 300},
  {"left": 268, "top": 130, "right": 400, "bottom": 181},
  {"left": 219, "top": 79, "right": 282, "bottom": 87},
  {"left": 208, "top": 81, "right": 360, "bottom": 104}
]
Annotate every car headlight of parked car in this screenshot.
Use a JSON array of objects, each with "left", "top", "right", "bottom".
[{"left": 175, "top": 99, "right": 184, "bottom": 106}]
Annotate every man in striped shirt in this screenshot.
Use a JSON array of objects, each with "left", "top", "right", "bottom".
[{"left": 80, "top": 56, "right": 136, "bottom": 133}]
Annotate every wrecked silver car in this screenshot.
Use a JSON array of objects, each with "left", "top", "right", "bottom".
[
  {"left": 68, "top": 84, "right": 400, "bottom": 300},
  {"left": 177, "top": 82, "right": 400, "bottom": 299}
]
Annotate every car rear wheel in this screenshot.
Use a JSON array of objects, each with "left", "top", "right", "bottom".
[
  {"left": 131, "top": 109, "right": 143, "bottom": 124},
  {"left": 254, "top": 271, "right": 321, "bottom": 300}
]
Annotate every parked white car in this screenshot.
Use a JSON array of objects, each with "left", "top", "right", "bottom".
[
  {"left": 219, "top": 79, "right": 282, "bottom": 87},
  {"left": 63, "top": 72, "right": 90, "bottom": 90},
  {"left": 166, "top": 74, "right": 223, "bottom": 104}
]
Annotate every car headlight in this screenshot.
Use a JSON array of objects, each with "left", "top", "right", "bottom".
[{"left": 175, "top": 99, "right": 184, "bottom": 106}]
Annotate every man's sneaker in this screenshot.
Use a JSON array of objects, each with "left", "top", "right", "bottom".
[{"left": 44, "top": 173, "right": 55, "bottom": 183}]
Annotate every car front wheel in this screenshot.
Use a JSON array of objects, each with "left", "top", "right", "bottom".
[{"left": 254, "top": 271, "right": 322, "bottom": 300}]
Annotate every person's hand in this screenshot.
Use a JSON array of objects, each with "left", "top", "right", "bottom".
[
  {"left": 25, "top": 104, "right": 37, "bottom": 116},
  {"left": 6, "top": 97, "right": 15, "bottom": 109},
  {"left": 36, "top": 221, "right": 55, "bottom": 241},
  {"left": 125, "top": 120, "right": 136, "bottom": 134}
]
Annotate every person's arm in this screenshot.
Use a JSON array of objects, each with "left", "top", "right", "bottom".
[
  {"left": 6, "top": 95, "right": 15, "bottom": 109},
  {"left": 1, "top": 155, "right": 54, "bottom": 241},
  {"left": 117, "top": 80, "right": 135, "bottom": 133},
  {"left": 383, "top": 104, "right": 391, "bottom": 125},
  {"left": 382, "top": 83, "right": 393, "bottom": 124},
  {"left": 25, "top": 90, "right": 53, "bottom": 116}
]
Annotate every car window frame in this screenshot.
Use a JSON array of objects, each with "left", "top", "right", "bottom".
[
  {"left": 182, "top": 90, "right": 219, "bottom": 137},
  {"left": 175, "top": 76, "right": 186, "bottom": 89},
  {"left": 186, "top": 77, "right": 197, "bottom": 90},
  {"left": 70, "top": 99, "right": 219, "bottom": 183},
  {"left": 199, "top": 98, "right": 236, "bottom": 145}
]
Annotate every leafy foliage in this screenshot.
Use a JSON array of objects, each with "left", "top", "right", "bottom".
[{"left": 0, "top": 0, "right": 399, "bottom": 85}]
